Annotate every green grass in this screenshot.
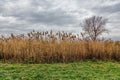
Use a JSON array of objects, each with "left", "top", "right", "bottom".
[{"left": 0, "top": 61, "right": 120, "bottom": 80}]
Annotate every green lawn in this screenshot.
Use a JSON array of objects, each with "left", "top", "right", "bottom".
[{"left": 0, "top": 61, "right": 120, "bottom": 80}]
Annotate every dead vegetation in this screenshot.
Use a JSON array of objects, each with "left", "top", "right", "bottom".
[{"left": 0, "top": 30, "right": 120, "bottom": 63}]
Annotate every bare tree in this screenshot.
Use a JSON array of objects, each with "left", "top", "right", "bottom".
[{"left": 81, "top": 16, "right": 108, "bottom": 41}]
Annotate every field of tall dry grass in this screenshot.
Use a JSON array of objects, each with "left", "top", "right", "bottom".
[{"left": 0, "top": 31, "right": 120, "bottom": 63}]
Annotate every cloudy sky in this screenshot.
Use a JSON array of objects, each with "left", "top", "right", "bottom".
[{"left": 0, "top": 0, "right": 120, "bottom": 40}]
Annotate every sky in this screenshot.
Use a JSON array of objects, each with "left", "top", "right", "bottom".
[{"left": 0, "top": 0, "right": 120, "bottom": 40}]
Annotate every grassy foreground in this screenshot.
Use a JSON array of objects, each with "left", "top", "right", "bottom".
[{"left": 0, "top": 61, "right": 120, "bottom": 80}]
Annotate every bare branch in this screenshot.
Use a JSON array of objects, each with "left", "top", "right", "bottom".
[{"left": 81, "top": 16, "right": 109, "bottom": 41}]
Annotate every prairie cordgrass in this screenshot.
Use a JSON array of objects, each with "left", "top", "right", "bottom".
[{"left": 0, "top": 31, "right": 120, "bottom": 63}]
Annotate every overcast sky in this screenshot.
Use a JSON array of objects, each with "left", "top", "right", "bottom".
[{"left": 0, "top": 0, "right": 120, "bottom": 40}]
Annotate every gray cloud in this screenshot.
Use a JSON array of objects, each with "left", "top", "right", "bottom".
[
  {"left": 0, "top": 0, "right": 120, "bottom": 40},
  {"left": 23, "top": 9, "right": 76, "bottom": 26},
  {"left": 0, "top": 0, "right": 77, "bottom": 26},
  {"left": 93, "top": 2, "right": 120, "bottom": 13}
]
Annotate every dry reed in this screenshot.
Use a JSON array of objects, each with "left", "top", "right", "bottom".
[{"left": 0, "top": 31, "right": 120, "bottom": 63}]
